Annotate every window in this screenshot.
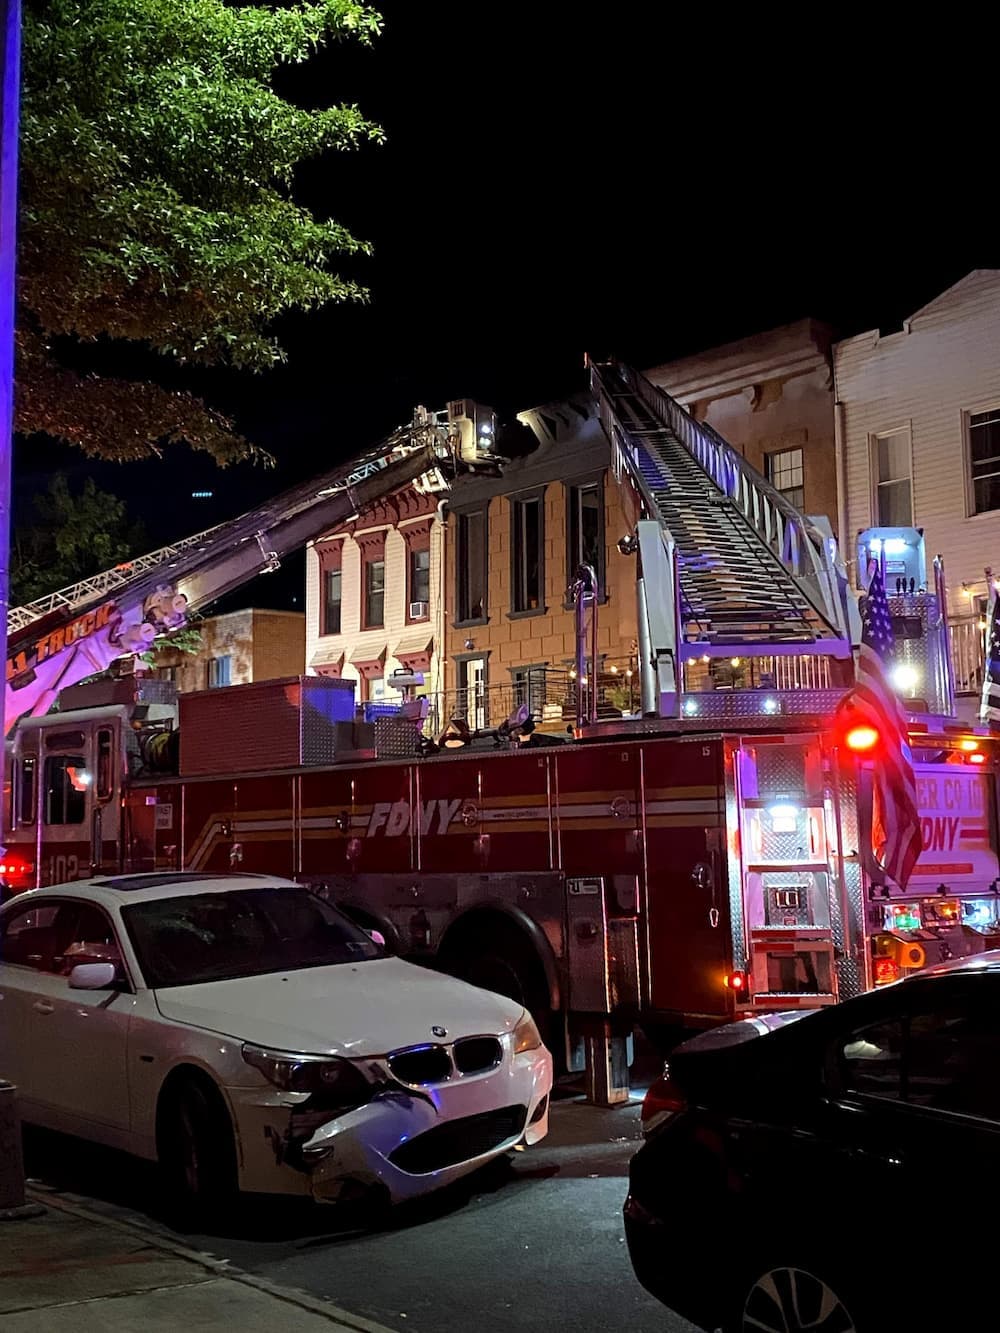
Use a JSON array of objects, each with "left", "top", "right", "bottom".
[
  {"left": 207, "top": 655, "right": 231, "bottom": 689},
  {"left": 456, "top": 509, "right": 487, "bottom": 622},
  {"left": 765, "top": 448, "right": 805, "bottom": 510},
  {"left": 512, "top": 494, "right": 544, "bottom": 613},
  {"left": 0, "top": 901, "right": 65, "bottom": 971},
  {"left": 17, "top": 755, "right": 36, "bottom": 825},
  {"left": 44, "top": 755, "right": 89, "bottom": 826},
  {"left": 567, "top": 479, "right": 605, "bottom": 593},
  {"left": 324, "top": 569, "right": 342, "bottom": 636},
  {"left": 871, "top": 428, "right": 913, "bottom": 526},
  {"left": 159, "top": 665, "right": 179, "bottom": 685},
  {"left": 96, "top": 727, "right": 114, "bottom": 802},
  {"left": 511, "top": 665, "right": 548, "bottom": 719},
  {"left": 409, "top": 547, "right": 431, "bottom": 610},
  {"left": 838, "top": 1018, "right": 904, "bottom": 1101},
  {"left": 906, "top": 1007, "right": 1000, "bottom": 1120},
  {"left": 365, "top": 558, "right": 385, "bottom": 629},
  {"left": 968, "top": 409, "right": 1000, "bottom": 515}
]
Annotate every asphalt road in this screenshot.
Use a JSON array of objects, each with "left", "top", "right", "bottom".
[{"left": 25, "top": 1083, "right": 698, "bottom": 1333}]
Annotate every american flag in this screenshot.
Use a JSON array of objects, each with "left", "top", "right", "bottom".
[
  {"left": 849, "top": 561, "right": 922, "bottom": 889},
  {"left": 980, "top": 583, "right": 1000, "bottom": 729}
]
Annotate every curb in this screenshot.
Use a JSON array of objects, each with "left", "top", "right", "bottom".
[{"left": 25, "top": 1187, "right": 398, "bottom": 1333}]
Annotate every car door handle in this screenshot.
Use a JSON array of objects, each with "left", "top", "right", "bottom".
[{"left": 33, "top": 1000, "right": 55, "bottom": 1015}]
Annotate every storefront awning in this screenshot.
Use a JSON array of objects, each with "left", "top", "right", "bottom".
[
  {"left": 349, "top": 646, "right": 386, "bottom": 680},
  {"left": 393, "top": 633, "right": 434, "bottom": 673}
]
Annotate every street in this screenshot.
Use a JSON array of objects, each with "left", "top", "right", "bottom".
[{"left": 24, "top": 1079, "right": 698, "bottom": 1333}]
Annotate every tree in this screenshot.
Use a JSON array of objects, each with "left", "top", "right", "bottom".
[
  {"left": 17, "top": 0, "right": 384, "bottom": 464},
  {"left": 11, "top": 473, "right": 147, "bottom": 605}
]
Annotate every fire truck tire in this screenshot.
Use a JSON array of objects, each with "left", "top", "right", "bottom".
[
  {"left": 439, "top": 921, "right": 552, "bottom": 1040},
  {"left": 157, "top": 1071, "right": 238, "bottom": 1229}
]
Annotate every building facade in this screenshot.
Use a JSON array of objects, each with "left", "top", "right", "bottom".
[
  {"left": 304, "top": 479, "right": 448, "bottom": 713},
  {"left": 833, "top": 269, "right": 1000, "bottom": 700},
  {"left": 154, "top": 608, "right": 305, "bottom": 692},
  {"left": 443, "top": 396, "right": 641, "bottom": 729},
  {"left": 645, "top": 319, "right": 840, "bottom": 537}
]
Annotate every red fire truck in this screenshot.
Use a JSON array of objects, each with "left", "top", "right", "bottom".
[{"left": 4, "top": 365, "right": 997, "bottom": 1088}]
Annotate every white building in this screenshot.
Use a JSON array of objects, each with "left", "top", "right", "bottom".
[
  {"left": 304, "top": 480, "right": 447, "bottom": 707},
  {"left": 834, "top": 270, "right": 1000, "bottom": 698}
]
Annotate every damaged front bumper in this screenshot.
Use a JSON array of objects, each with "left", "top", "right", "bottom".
[{"left": 228, "top": 1044, "right": 552, "bottom": 1203}]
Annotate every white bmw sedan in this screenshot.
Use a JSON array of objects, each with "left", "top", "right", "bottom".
[{"left": 0, "top": 873, "right": 552, "bottom": 1214}]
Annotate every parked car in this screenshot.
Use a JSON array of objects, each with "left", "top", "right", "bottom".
[
  {"left": 0, "top": 873, "right": 552, "bottom": 1217},
  {"left": 624, "top": 954, "right": 1000, "bottom": 1332}
]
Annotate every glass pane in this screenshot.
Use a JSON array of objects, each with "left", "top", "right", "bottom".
[
  {"left": 969, "top": 412, "right": 1000, "bottom": 465},
  {"left": 411, "top": 547, "right": 431, "bottom": 604},
  {"left": 974, "top": 472, "right": 1000, "bottom": 515},
  {"left": 18, "top": 756, "right": 36, "bottom": 824},
  {"left": 366, "top": 560, "right": 385, "bottom": 628},
  {"left": 580, "top": 486, "right": 602, "bottom": 572},
  {"left": 44, "top": 755, "right": 88, "bottom": 825},
  {"left": 907, "top": 1008, "right": 1000, "bottom": 1119},
  {"left": 876, "top": 431, "right": 910, "bottom": 484},
  {"left": 97, "top": 729, "right": 114, "bottom": 802},
  {"left": 877, "top": 478, "right": 913, "bottom": 527},
  {"left": 514, "top": 498, "right": 542, "bottom": 611},
  {"left": 459, "top": 512, "right": 485, "bottom": 620},
  {"left": 324, "top": 570, "right": 342, "bottom": 635},
  {"left": 839, "top": 1019, "right": 904, "bottom": 1100}
]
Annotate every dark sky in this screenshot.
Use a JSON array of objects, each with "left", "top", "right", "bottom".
[{"left": 14, "top": 5, "right": 994, "bottom": 610}]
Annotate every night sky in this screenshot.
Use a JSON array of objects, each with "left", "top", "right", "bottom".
[{"left": 14, "top": 5, "right": 994, "bottom": 611}]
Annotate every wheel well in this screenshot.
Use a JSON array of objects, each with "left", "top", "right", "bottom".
[
  {"left": 334, "top": 901, "right": 401, "bottom": 954},
  {"left": 437, "top": 907, "right": 559, "bottom": 1013},
  {"left": 155, "top": 1065, "right": 233, "bottom": 1156}
]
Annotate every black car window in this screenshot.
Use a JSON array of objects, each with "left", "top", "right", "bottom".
[
  {"left": 838, "top": 1018, "right": 904, "bottom": 1101},
  {"left": 906, "top": 1007, "right": 1000, "bottom": 1121},
  {"left": 0, "top": 901, "right": 77, "bottom": 972}
]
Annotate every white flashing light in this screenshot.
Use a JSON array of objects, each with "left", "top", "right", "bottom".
[
  {"left": 768, "top": 803, "right": 799, "bottom": 833},
  {"left": 891, "top": 664, "right": 919, "bottom": 693},
  {"left": 868, "top": 537, "right": 882, "bottom": 555},
  {"left": 682, "top": 698, "right": 699, "bottom": 716},
  {"left": 882, "top": 537, "right": 908, "bottom": 555},
  {"left": 761, "top": 697, "right": 780, "bottom": 715},
  {"left": 768, "top": 803, "right": 799, "bottom": 820}
]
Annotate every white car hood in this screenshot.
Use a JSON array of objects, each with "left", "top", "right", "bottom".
[{"left": 153, "top": 957, "right": 523, "bottom": 1056}]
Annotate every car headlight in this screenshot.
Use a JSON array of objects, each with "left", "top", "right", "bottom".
[
  {"left": 242, "top": 1043, "right": 372, "bottom": 1108},
  {"left": 513, "top": 1011, "right": 543, "bottom": 1054}
]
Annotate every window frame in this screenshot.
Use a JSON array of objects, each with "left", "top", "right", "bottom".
[
  {"left": 964, "top": 404, "right": 1000, "bottom": 518},
  {"left": 564, "top": 472, "right": 607, "bottom": 607},
  {"left": 43, "top": 753, "right": 89, "bottom": 827},
  {"left": 207, "top": 655, "right": 232, "bottom": 689},
  {"left": 364, "top": 557, "right": 386, "bottom": 630},
  {"left": 454, "top": 505, "right": 489, "bottom": 627},
  {"left": 0, "top": 897, "right": 133, "bottom": 989},
  {"left": 323, "top": 567, "right": 343, "bottom": 636},
  {"left": 764, "top": 447, "right": 805, "bottom": 511},
  {"left": 869, "top": 424, "right": 914, "bottom": 528},
  {"left": 509, "top": 486, "right": 547, "bottom": 619}
]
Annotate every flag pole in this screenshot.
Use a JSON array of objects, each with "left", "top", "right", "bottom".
[{"left": 0, "top": 0, "right": 20, "bottom": 836}]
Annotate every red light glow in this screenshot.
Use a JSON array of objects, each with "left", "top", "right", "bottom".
[
  {"left": 969, "top": 753, "right": 987, "bottom": 765},
  {"left": 845, "top": 724, "right": 880, "bottom": 752},
  {"left": 724, "top": 970, "right": 748, "bottom": 992},
  {"left": 874, "top": 957, "right": 898, "bottom": 986}
]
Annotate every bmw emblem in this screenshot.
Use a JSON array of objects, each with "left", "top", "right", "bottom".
[{"left": 431, "top": 1024, "right": 447, "bottom": 1038}]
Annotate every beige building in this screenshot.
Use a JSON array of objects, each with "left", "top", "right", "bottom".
[
  {"left": 444, "top": 396, "right": 640, "bottom": 727},
  {"left": 833, "top": 269, "right": 1000, "bottom": 698},
  {"left": 305, "top": 480, "right": 448, "bottom": 708},
  {"left": 155, "top": 608, "right": 304, "bottom": 692},
  {"left": 645, "top": 319, "right": 840, "bottom": 537}
]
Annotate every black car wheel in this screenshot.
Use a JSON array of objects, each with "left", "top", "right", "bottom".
[
  {"left": 733, "top": 1264, "right": 860, "bottom": 1333},
  {"left": 159, "top": 1076, "right": 238, "bottom": 1228}
]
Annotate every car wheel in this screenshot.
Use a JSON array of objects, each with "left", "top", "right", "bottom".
[
  {"left": 729, "top": 1263, "right": 862, "bottom": 1333},
  {"left": 159, "top": 1076, "right": 237, "bottom": 1228}
]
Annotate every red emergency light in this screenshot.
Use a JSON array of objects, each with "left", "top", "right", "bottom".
[
  {"left": 0, "top": 854, "right": 34, "bottom": 888},
  {"left": 873, "top": 957, "right": 898, "bottom": 986},
  {"left": 844, "top": 724, "right": 880, "bottom": 753},
  {"left": 724, "top": 970, "right": 749, "bottom": 993}
]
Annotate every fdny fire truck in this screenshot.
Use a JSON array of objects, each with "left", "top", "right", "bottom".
[{"left": 4, "top": 367, "right": 998, "bottom": 1093}]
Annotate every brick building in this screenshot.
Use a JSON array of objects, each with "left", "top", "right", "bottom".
[{"left": 154, "top": 608, "right": 304, "bottom": 692}]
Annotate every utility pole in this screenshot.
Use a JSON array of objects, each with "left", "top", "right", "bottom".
[{"left": 0, "top": 0, "right": 19, "bottom": 810}]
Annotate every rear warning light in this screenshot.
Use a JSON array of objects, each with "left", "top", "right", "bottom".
[
  {"left": 845, "top": 724, "right": 879, "bottom": 753},
  {"left": 969, "top": 753, "right": 987, "bottom": 765},
  {"left": 874, "top": 957, "right": 899, "bottom": 986},
  {"left": 724, "top": 970, "right": 749, "bottom": 993},
  {"left": 0, "top": 857, "right": 33, "bottom": 881},
  {"left": 641, "top": 1068, "right": 687, "bottom": 1137}
]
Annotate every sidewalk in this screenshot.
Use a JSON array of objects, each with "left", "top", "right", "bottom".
[{"left": 2, "top": 1187, "right": 396, "bottom": 1333}]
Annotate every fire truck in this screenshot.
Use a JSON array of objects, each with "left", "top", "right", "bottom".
[{"left": 4, "top": 365, "right": 999, "bottom": 1095}]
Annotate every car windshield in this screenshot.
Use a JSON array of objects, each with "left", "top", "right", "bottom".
[{"left": 121, "top": 887, "right": 381, "bottom": 988}]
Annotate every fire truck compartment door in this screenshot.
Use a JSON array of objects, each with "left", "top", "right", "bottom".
[{"left": 565, "top": 875, "right": 640, "bottom": 1013}]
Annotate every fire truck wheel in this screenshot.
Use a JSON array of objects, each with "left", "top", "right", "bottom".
[
  {"left": 157, "top": 1073, "right": 238, "bottom": 1229},
  {"left": 724, "top": 1258, "right": 866, "bottom": 1332}
]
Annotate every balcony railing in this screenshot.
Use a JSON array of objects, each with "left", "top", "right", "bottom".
[{"left": 951, "top": 615, "right": 986, "bottom": 696}]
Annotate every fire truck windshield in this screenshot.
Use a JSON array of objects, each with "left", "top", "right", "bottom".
[{"left": 121, "top": 887, "right": 381, "bottom": 988}]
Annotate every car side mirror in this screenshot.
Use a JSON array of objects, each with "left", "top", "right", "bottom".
[
  {"left": 68, "top": 962, "right": 117, "bottom": 990},
  {"left": 365, "top": 928, "right": 387, "bottom": 949}
]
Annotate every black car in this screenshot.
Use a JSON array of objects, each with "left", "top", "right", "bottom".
[{"left": 624, "top": 954, "right": 1000, "bottom": 1332}]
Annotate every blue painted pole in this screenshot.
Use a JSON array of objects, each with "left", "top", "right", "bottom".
[{"left": 0, "top": 0, "right": 18, "bottom": 814}]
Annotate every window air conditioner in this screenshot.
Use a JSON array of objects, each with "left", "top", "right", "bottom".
[{"left": 409, "top": 601, "right": 429, "bottom": 619}]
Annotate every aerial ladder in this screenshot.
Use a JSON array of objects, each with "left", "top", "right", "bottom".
[
  {"left": 5, "top": 405, "right": 495, "bottom": 733},
  {"left": 589, "top": 360, "right": 858, "bottom": 718}
]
